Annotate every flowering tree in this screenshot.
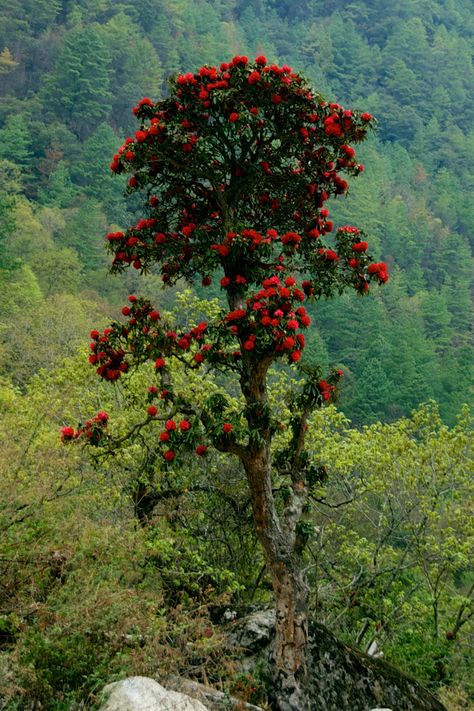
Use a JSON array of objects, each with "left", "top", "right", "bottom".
[{"left": 63, "top": 55, "right": 387, "bottom": 710}]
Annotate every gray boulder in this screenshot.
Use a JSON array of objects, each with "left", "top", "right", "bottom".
[
  {"left": 99, "top": 677, "right": 209, "bottom": 711},
  {"left": 228, "top": 608, "right": 276, "bottom": 651},
  {"left": 168, "top": 676, "right": 263, "bottom": 710}
]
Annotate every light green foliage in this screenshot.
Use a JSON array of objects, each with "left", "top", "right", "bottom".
[
  {"left": 0, "top": 352, "right": 239, "bottom": 708},
  {"left": 304, "top": 402, "right": 474, "bottom": 692}
]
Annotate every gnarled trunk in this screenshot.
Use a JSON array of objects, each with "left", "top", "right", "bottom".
[
  {"left": 244, "top": 455, "right": 310, "bottom": 711},
  {"left": 271, "top": 560, "right": 310, "bottom": 710},
  {"left": 239, "top": 343, "right": 312, "bottom": 710}
]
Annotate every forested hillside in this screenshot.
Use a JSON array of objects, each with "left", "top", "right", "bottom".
[
  {"left": 0, "top": 0, "right": 472, "bottom": 421},
  {"left": 0, "top": 2, "right": 473, "bottom": 710}
]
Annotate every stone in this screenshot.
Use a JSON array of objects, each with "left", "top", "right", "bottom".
[
  {"left": 225, "top": 610, "right": 446, "bottom": 711},
  {"left": 99, "top": 676, "right": 210, "bottom": 711},
  {"left": 306, "top": 622, "right": 446, "bottom": 711},
  {"left": 228, "top": 608, "right": 276, "bottom": 651},
  {"left": 168, "top": 676, "right": 264, "bottom": 710}
]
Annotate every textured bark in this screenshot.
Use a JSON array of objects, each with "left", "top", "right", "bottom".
[
  {"left": 271, "top": 563, "right": 310, "bottom": 710},
  {"left": 238, "top": 349, "right": 311, "bottom": 710},
  {"left": 243, "top": 455, "right": 310, "bottom": 710}
]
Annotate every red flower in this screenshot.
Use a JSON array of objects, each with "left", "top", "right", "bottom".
[
  {"left": 121, "top": 306, "right": 131, "bottom": 316},
  {"left": 321, "top": 249, "right": 339, "bottom": 262},
  {"left": 202, "top": 276, "right": 211, "bottom": 286},
  {"left": 352, "top": 241, "right": 368, "bottom": 252},
  {"left": 165, "top": 419, "right": 177, "bottom": 431},
  {"left": 164, "top": 450, "right": 175, "bottom": 462},
  {"left": 149, "top": 310, "right": 160, "bottom": 321},
  {"left": 160, "top": 431, "right": 170, "bottom": 442},
  {"left": 223, "top": 423, "right": 233, "bottom": 433},
  {"left": 255, "top": 55, "right": 267, "bottom": 65},
  {"left": 226, "top": 309, "right": 247, "bottom": 322},
  {"left": 60, "top": 426, "right": 75, "bottom": 441},
  {"left": 281, "top": 232, "right": 301, "bottom": 245},
  {"left": 90, "top": 329, "right": 100, "bottom": 339},
  {"left": 155, "top": 357, "right": 166, "bottom": 369},
  {"left": 220, "top": 276, "right": 231, "bottom": 288},
  {"left": 290, "top": 350, "right": 302, "bottom": 362},
  {"left": 368, "top": 262, "right": 388, "bottom": 282},
  {"left": 196, "top": 444, "right": 208, "bottom": 456},
  {"left": 148, "top": 385, "right": 158, "bottom": 394},
  {"left": 194, "top": 353, "right": 205, "bottom": 363},
  {"left": 147, "top": 405, "right": 158, "bottom": 417},
  {"left": 179, "top": 420, "right": 191, "bottom": 431},
  {"left": 248, "top": 70, "right": 261, "bottom": 85},
  {"left": 361, "top": 112, "right": 373, "bottom": 121},
  {"left": 287, "top": 319, "right": 298, "bottom": 330},
  {"left": 272, "top": 94, "right": 282, "bottom": 104},
  {"left": 229, "top": 112, "right": 239, "bottom": 123}
]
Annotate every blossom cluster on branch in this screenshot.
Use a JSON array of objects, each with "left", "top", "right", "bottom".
[{"left": 62, "top": 56, "right": 388, "bottom": 465}]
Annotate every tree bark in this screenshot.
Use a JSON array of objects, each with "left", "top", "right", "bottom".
[
  {"left": 236, "top": 318, "right": 312, "bottom": 710},
  {"left": 243, "top": 454, "right": 310, "bottom": 711}
]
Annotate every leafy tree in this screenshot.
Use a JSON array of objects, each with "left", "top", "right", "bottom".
[
  {"left": 39, "top": 159, "right": 77, "bottom": 208},
  {"left": 307, "top": 402, "right": 474, "bottom": 693},
  {"left": 73, "top": 123, "right": 126, "bottom": 218},
  {"left": 67, "top": 56, "right": 387, "bottom": 710}
]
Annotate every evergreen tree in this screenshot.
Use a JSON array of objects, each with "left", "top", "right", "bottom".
[{"left": 42, "top": 24, "right": 112, "bottom": 139}]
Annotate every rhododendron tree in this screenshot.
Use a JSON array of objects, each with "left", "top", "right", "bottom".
[{"left": 66, "top": 56, "right": 387, "bottom": 710}]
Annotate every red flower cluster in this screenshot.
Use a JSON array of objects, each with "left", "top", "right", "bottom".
[
  {"left": 61, "top": 411, "right": 109, "bottom": 445},
  {"left": 221, "top": 275, "right": 311, "bottom": 364},
  {"left": 65, "top": 57, "right": 388, "bottom": 467},
  {"left": 104, "top": 56, "right": 375, "bottom": 288},
  {"left": 368, "top": 261, "right": 389, "bottom": 283}
]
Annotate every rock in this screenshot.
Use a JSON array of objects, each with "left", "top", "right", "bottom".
[
  {"left": 306, "top": 622, "right": 446, "bottom": 711},
  {"left": 168, "top": 676, "right": 264, "bottom": 710},
  {"left": 99, "top": 676, "right": 209, "bottom": 711},
  {"left": 228, "top": 608, "right": 276, "bottom": 651},
  {"left": 226, "top": 611, "right": 446, "bottom": 711}
]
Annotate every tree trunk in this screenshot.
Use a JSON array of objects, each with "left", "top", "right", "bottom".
[
  {"left": 244, "top": 456, "right": 311, "bottom": 711},
  {"left": 239, "top": 352, "right": 311, "bottom": 710},
  {"left": 271, "top": 559, "right": 310, "bottom": 710}
]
